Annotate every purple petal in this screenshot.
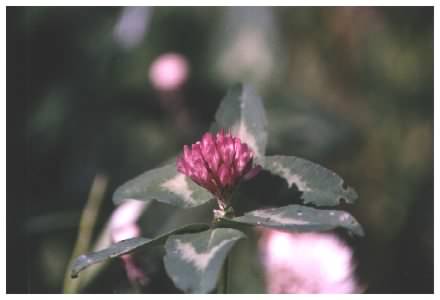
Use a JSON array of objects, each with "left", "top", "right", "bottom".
[
  {"left": 218, "top": 163, "right": 232, "bottom": 186},
  {"left": 201, "top": 132, "right": 215, "bottom": 147}
]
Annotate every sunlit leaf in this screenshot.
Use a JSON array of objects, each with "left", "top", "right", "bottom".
[
  {"left": 211, "top": 83, "right": 268, "bottom": 163},
  {"left": 220, "top": 205, "right": 364, "bottom": 236},
  {"left": 163, "top": 228, "right": 246, "bottom": 293},
  {"left": 71, "top": 223, "right": 209, "bottom": 278},
  {"left": 113, "top": 163, "right": 212, "bottom": 208},
  {"left": 263, "top": 155, "right": 358, "bottom": 206}
]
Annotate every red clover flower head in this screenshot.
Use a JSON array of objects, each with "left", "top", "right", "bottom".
[{"left": 177, "top": 130, "right": 260, "bottom": 207}]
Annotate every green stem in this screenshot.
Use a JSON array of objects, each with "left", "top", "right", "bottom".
[
  {"left": 223, "top": 255, "right": 229, "bottom": 294},
  {"left": 63, "top": 174, "right": 108, "bottom": 293},
  {"left": 212, "top": 198, "right": 236, "bottom": 225}
]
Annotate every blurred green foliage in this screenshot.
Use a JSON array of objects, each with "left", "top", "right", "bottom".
[{"left": 8, "top": 6, "right": 432, "bottom": 293}]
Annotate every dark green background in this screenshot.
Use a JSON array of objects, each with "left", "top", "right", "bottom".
[{"left": 7, "top": 6, "right": 433, "bottom": 293}]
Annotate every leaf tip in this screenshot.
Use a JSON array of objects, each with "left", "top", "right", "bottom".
[{"left": 70, "top": 263, "right": 82, "bottom": 279}]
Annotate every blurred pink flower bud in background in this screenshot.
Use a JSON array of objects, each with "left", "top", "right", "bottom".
[
  {"left": 120, "top": 254, "right": 149, "bottom": 287},
  {"left": 149, "top": 53, "right": 189, "bottom": 92},
  {"left": 112, "top": 224, "right": 141, "bottom": 244},
  {"left": 110, "top": 200, "right": 145, "bottom": 243},
  {"left": 177, "top": 130, "right": 259, "bottom": 206},
  {"left": 110, "top": 200, "right": 148, "bottom": 287},
  {"left": 259, "top": 229, "right": 363, "bottom": 293}
]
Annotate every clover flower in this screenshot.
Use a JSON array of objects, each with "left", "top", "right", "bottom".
[{"left": 177, "top": 129, "right": 260, "bottom": 214}]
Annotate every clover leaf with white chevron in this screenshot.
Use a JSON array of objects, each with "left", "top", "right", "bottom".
[
  {"left": 113, "top": 163, "right": 213, "bottom": 208},
  {"left": 70, "top": 223, "right": 210, "bottom": 278},
  {"left": 220, "top": 204, "right": 364, "bottom": 237},
  {"left": 163, "top": 228, "right": 246, "bottom": 293},
  {"left": 263, "top": 155, "right": 358, "bottom": 207},
  {"left": 210, "top": 83, "right": 268, "bottom": 164}
]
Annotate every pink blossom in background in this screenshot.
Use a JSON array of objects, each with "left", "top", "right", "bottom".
[
  {"left": 120, "top": 254, "right": 149, "bottom": 286},
  {"left": 259, "top": 229, "right": 362, "bottom": 293},
  {"left": 110, "top": 200, "right": 148, "bottom": 286},
  {"left": 149, "top": 53, "right": 189, "bottom": 92},
  {"left": 112, "top": 224, "right": 141, "bottom": 244},
  {"left": 110, "top": 200, "right": 146, "bottom": 242}
]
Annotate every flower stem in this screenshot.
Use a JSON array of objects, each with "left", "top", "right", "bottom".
[
  {"left": 212, "top": 196, "right": 235, "bottom": 224},
  {"left": 222, "top": 255, "right": 229, "bottom": 294},
  {"left": 63, "top": 174, "right": 108, "bottom": 293}
]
